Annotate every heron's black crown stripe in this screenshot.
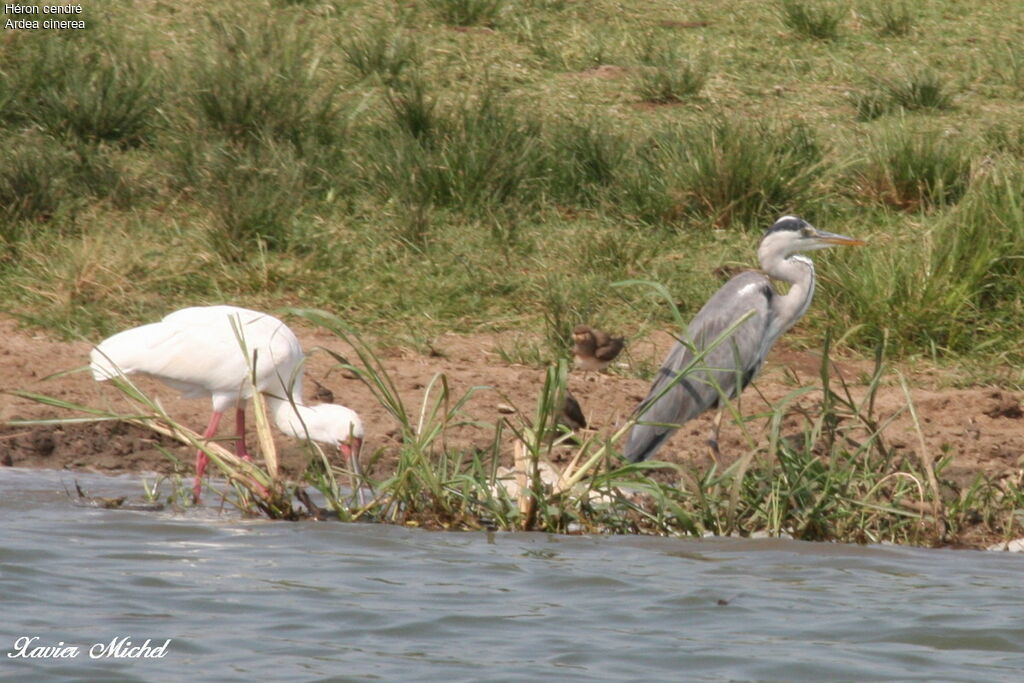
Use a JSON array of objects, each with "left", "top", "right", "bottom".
[{"left": 764, "top": 215, "right": 809, "bottom": 235}]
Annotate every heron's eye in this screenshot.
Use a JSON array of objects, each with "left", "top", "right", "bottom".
[{"left": 800, "top": 227, "right": 813, "bottom": 237}]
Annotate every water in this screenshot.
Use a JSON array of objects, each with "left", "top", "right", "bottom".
[{"left": 1, "top": 468, "right": 1022, "bottom": 682}]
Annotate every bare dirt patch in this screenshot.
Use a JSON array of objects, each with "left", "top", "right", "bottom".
[
  {"left": 657, "top": 20, "right": 711, "bottom": 29},
  {"left": 1, "top": 316, "right": 1023, "bottom": 489},
  {"left": 563, "top": 65, "right": 630, "bottom": 80}
]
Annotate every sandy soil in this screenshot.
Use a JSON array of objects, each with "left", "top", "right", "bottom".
[{"left": 1, "top": 316, "right": 1023, "bottom": 491}]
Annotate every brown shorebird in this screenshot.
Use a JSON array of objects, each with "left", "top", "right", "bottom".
[
  {"left": 544, "top": 388, "right": 587, "bottom": 445},
  {"left": 559, "top": 389, "right": 587, "bottom": 432},
  {"left": 572, "top": 325, "right": 625, "bottom": 378}
]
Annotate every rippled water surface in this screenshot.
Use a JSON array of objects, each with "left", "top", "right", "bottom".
[{"left": 2, "top": 468, "right": 1022, "bottom": 681}]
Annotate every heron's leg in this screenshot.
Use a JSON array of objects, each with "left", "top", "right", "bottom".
[
  {"left": 234, "top": 406, "right": 252, "bottom": 461},
  {"left": 706, "top": 409, "right": 724, "bottom": 464},
  {"left": 194, "top": 411, "right": 224, "bottom": 502}
]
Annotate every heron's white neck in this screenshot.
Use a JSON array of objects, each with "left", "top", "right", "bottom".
[{"left": 758, "top": 245, "right": 816, "bottom": 344}]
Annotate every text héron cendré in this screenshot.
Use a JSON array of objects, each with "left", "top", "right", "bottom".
[{"left": 5, "top": 4, "right": 85, "bottom": 30}]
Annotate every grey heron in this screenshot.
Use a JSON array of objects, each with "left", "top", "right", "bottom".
[{"left": 623, "top": 216, "right": 865, "bottom": 463}]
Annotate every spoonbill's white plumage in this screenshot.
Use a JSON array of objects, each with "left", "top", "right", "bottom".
[{"left": 90, "top": 305, "right": 364, "bottom": 500}]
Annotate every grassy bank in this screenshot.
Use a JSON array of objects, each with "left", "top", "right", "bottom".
[{"left": 1, "top": 0, "right": 1023, "bottom": 380}]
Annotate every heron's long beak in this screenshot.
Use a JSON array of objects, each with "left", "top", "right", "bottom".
[{"left": 814, "top": 229, "right": 867, "bottom": 246}]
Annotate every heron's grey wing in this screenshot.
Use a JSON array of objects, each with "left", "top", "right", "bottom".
[
  {"left": 624, "top": 272, "right": 774, "bottom": 462},
  {"left": 689, "top": 272, "right": 776, "bottom": 403},
  {"left": 622, "top": 340, "right": 694, "bottom": 463}
]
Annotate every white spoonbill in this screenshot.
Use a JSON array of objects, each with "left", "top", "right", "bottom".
[{"left": 90, "top": 305, "right": 364, "bottom": 500}]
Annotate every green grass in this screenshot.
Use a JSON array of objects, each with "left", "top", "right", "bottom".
[
  {"left": 863, "top": 1, "right": 915, "bottom": 37},
  {"left": 201, "top": 139, "right": 308, "bottom": 258},
  {"left": 1, "top": 31, "right": 159, "bottom": 146},
  {"left": 848, "top": 124, "right": 973, "bottom": 210},
  {"left": 850, "top": 88, "right": 893, "bottom": 121},
  {"left": 632, "top": 37, "right": 709, "bottom": 103},
  {"left": 373, "top": 81, "right": 545, "bottom": 213},
  {"left": 653, "top": 117, "right": 826, "bottom": 228},
  {"left": 634, "top": 60, "right": 708, "bottom": 104},
  {"left": 778, "top": 0, "right": 846, "bottom": 41},
  {"left": 0, "top": 0, "right": 1023, "bottom": 371},
  {"left": 428, "top": 0, "right": 505, "bottom": 28},
  {"left": 341, "top": 23, "right": 420, "bottom": 85},
  {"left": 190, "top": 15, "right": 341, "bottom": 146},
  {"left": 852, "top": 68, "right": 955, "bottom": 120},
  {"left": 880, "top": 68, "right": 955, "bottom": 112},
  {"left": 821, "top": 159, "right": 1024, "bottom": 357},
  {"left": 0, "top": 132, "right": 74, "bottom": 229},
  {"left": 988, "top": 43, "right": 1024, "bottom": 92}
]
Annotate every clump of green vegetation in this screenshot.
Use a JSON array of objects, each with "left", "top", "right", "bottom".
[
  {"left": 778, "top": 0, "right": 846, "bottom": 40},
  {"left": 428, "top": 0, "right": 504, "bottom": 27},
  {"left": 190, "top": 16, "right": 340, "bottom": 146},
  {"left": 372, "top": 81, "right": 544, "bottom": 216},
  {"left": 201, "top": 140, "right": 308, "bottom": 258},
  {"left": 824, "top": 157, "right": 1024, "bottom": 357},
  {"left": 0, "top": 132, "right": 74, "bottom": 229},
  {"left": 848, "top": 125, "right": 973, "bottom": 211},
  {"left": 656, "top": 117, "right": 825, "bottom": 228},
  {"left": 852, "top": 68, "right": 955, "bottom": 119},
  {"left": 880, "top": 67, "right": 955, "bottom": 111},
  {"left": 341, "top": 23, "right": 420, "bottom": 85},
  {"left": 850, "top": 89, "right": 893, "bottom": 121},
  {"left": 543, "top": 119, "right": 630, "bottom": 206},
  {"left": 0, "top": 130, "right": 145, "bottom": 252},
  {"left": 634, "top": 59, "right": 708, "bottom": 103},
  {"left": 987, "top": 43, "right": 1024, "bottom": 92},
  {"left": 863, "top": 1, "right": 915, "bottom": 37},
  {"left": 633, "top": 36, "right": 709, "bottom": 103},
  {"left": 1, "top": 33, "right": 159, "bottom": 147},
  {"left": 984, "top": 123, "right": 1024, "bottom": 158}
]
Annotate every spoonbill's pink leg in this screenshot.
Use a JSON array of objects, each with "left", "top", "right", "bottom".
[
  {"left": 230, "top": 405, "right": 271, "bottom": 499},
  {"left": 194, "top": 411, "right": 224, "bottom": 502},
  {"left": 235, "top": 407, "right": 252, "bottom": 461}
]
